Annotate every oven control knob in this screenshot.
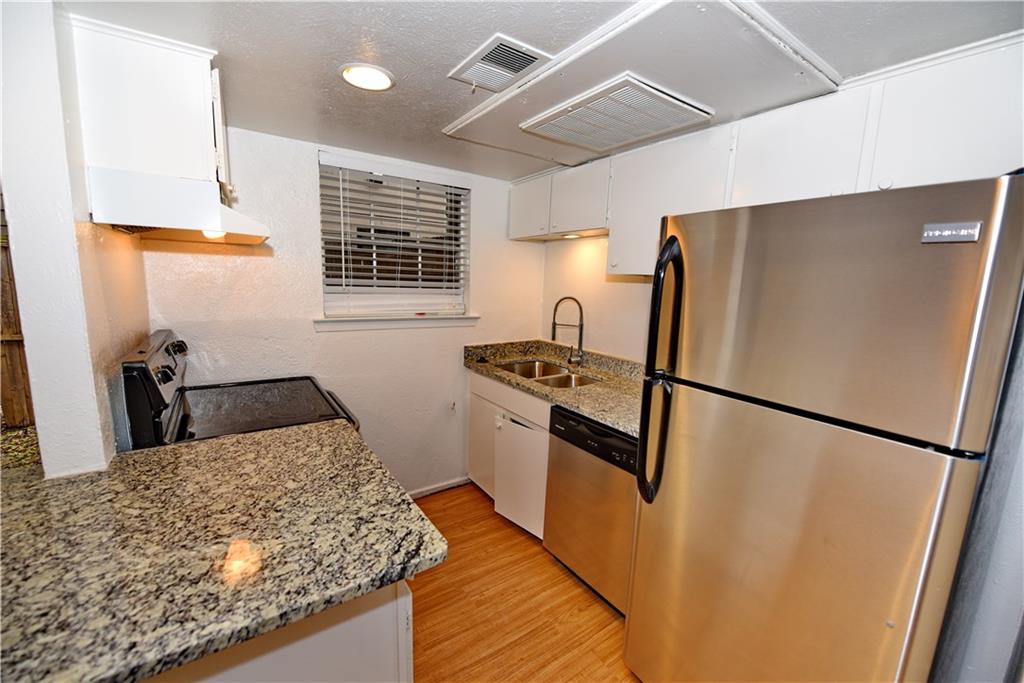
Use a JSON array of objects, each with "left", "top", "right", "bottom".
[{"left": 154, "top": 365, "right": 175, "bottom": 384}]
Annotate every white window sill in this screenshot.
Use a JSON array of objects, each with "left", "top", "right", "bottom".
[{"left": 313, "top": 314, "right": 481, "bottom": 332}]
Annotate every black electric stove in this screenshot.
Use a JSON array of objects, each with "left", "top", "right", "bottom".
[{"left": 120, "top": 330, "right": 358, "bottom": 450}]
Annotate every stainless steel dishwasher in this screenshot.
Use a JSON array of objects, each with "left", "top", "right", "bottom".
[{"left": 543, "top": 405, "right": 639, "bottom": 613}]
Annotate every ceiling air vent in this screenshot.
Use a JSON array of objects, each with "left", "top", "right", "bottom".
[
  {"left": 449, "top": 34, "right": 550, "bottom": 93},
  {"left": 520, "top": 73, "right": 713, "bottom": 152}
]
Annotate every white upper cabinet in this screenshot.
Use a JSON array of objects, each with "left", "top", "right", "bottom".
[
  {"left": 607, "top": 125, "right": 734, "bottom": 275},
  {"left": 66, "top": 15, "right": 268, "bottom": 243},
  {"left": 549, "top": 158, "right": 610, "bottom": 234},
  {"left": 508, "top": 174, "right": 552, "bottom": 239},
  {"left": 71, "top": 15, "right": 217, "bottom": 182},
  {"left": 730, "top": 88, "right": 871, "bottom": 208},
  {"left": 509, "top": 40, "right": 1022, "bottom": 252},
  {"left": 868, "top": 44, "right": 1024, "bottom": 191}
]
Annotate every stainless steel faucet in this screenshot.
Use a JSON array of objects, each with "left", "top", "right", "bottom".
[{"left": 551, "top": 296, "right": 584, "bottom": 365}]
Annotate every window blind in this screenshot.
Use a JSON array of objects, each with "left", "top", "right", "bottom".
[{"left": 319, "top": 163, "right": 470, "bottom": 316}]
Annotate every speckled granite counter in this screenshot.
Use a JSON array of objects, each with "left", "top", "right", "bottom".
[
  {"left": 465, "top": 340, "right": 643, "bottom": 436},
  {"left": 1, "top": 420, "right": 447, "bottom": 683}
]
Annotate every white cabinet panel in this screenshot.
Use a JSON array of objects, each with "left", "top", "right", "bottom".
[
  {"left": 869, "top": 44, "right": 1024, "bottom": 191},
  {"left": 730, "top": 88, "right": 871, "bottom": 208},
  {"left": 154, "top": 582, "right": 412, "bottom": 682},
  {"left": 468, "top": 393, "right": 501, "bottom": 498},
  {"left": 607, "top": 125, "right": 734, "bottom": 275},
  {"left": 509, "top": 174, "right": 552, "bottom": 239},
  {"left": 550, "top": 158, "right": 610, "bottom": 234},
  {"left": 494, "top": 414, "right": 549, "bottom": 538},
  {"left": 72, "top": 20, "right": 216, "bottom": 182}
]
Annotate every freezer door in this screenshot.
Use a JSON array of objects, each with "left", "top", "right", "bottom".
[
  {"left": 624, "top": 384, "right": 979, "bottom": 682},
  {"left": 664, "top": 174, "right": 1023, "bottom": 452}
]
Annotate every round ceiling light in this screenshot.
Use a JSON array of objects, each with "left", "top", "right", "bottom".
[{"left": 339, "top": 63, "right": 395, "bottom": 91}]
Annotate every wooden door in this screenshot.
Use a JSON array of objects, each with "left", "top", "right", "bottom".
[{"left": 1, "top": 193, "right": 34, "bottom": 428}]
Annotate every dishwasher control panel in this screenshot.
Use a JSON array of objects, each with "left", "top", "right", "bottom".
[{"left": 549, "top": 406, "right": 638, "bottom": 475}]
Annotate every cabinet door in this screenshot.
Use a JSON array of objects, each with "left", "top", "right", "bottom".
[
  {"left": 869, "top": 44, "right": 1024, "bottom": 191},
  {"left": 607, "top": 125, "right": 733, "bottom": 275},
  {"left": 72, "top": 22, "right": 217, "bottom": 181},
  {"left": 494, "top": 415, "right": 549, "bottom": 538},
  {"left": 468, "top": 394, "right": 501, "bottom": 498},
  {"left": 550, "top": 158, "right": 610, "bottom": 234},
  {"left": 509, "top": 174, "right": 552, "bottom": 239},
  {"left": 730, "top": 88, "right": 870, "bottom": 208}
]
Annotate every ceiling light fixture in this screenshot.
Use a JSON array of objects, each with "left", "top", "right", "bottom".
[{"left": 340, "top": 63, "right": 395, "bottom": 91}]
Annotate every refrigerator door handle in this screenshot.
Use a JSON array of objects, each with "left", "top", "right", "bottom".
[
  {"left": 643, "top": 232, "right": 684, "bottom": 379},
  {"left": 637, "top": 377, "right": 672, "bottom": 503},
  {"left": 638, "top": 231, "right": 684, "bottom": 503}
]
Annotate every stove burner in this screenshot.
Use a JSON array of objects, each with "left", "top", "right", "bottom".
[{"left": 120, "top": 330, "right": 358, "bottom": 450}]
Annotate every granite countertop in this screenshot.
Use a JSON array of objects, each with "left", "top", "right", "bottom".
[
  {"left": 465, "top": 340, "right": 643, "bottom": 436},
  {"left": 1, "top": 420, "right": 447, "bottom": 683}
]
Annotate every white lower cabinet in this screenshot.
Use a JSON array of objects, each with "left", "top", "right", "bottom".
[
  {"left": 493, "top": 413, "right": 549, "bottom": 538},
  {"left": 468, "top": 394, "right": 500, "bottom": 497},
  {"left": 152, "top": 581, "right": 412, "bottom": 682},
  {"left": 467, "top": 374, "right": 551, "bottom": 537}
]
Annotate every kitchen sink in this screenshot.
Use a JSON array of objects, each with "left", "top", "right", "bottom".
[
  {"left": 497, "top": 361, "right": 570, "bottom": 379},
  {"left": 534, "top": 374, "right": 600, "bottom": 388}
]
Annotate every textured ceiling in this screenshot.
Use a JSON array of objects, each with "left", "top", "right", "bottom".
[
  {"left": 66, "top": 1, "right": 1023, "bottom": 179},
  {"left": 67, "top": 1, "right": 630, "bottom": 180},
  {"left": 756, "top": 1, "right": 1024, "bottom": 79}
]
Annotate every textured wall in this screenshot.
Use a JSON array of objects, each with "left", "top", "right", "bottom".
[
  {"left": 142, "top": 127, "right": 544, "bottom": 494},
  {"left": 542, "top": 236, "right": 652, "bottom": 363},
  {"left": 75, "top": 224, "right": 150, "bottom": 454},
  {"left": 1, "top": 2, "right": 110, "bottom": 476}
]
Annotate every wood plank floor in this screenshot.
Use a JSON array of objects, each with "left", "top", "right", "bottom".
[{"left": 410, "top": 483, "right": 638, "bottom": 683}]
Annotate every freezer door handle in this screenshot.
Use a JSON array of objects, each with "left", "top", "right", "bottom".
[
  {"left": 643, "top": 230, "right": 684, "bottom": 379},
  {"left": 638, "top": 229, "right": 684, "bottom": 504}
]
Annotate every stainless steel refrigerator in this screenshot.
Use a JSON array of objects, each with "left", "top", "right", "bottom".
[{"left": 625, "top": 173, "right": 1023, "bottom": 682}]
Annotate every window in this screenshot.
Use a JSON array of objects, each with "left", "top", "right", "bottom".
[{"left": 319, "top": 161, "right": 470, "bottom": 317}]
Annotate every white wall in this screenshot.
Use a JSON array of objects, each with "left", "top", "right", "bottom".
[
  {"left": 142, "top": 127, "right": 544, "bottom": 494},
  {"left": 1, "top": 1, "right": 147, "bottom": 477},
  {"left": 76, "top": 225, "right": 150, "bottom": 453},
  {"left": 543, "top": 237, "right": 651, "bottom": 362}
]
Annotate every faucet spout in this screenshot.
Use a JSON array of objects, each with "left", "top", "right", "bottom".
[{"left": 551, "top": 296, "right": 584, "bottom": 365}]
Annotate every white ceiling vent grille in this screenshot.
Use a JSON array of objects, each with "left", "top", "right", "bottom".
[
  {"left": 449, "top": 34, "right": 550, "bottom": 93},
  {"left": 520, "top": 74, "right": 713, "bottom": 152}
]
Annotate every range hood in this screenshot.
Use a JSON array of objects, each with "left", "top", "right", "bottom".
[{"left": 87, "top": 167, "right": 269, "bottom": 245}]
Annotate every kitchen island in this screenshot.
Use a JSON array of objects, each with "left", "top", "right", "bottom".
[{"left": 1, "top": 420, "right": 447, "bottom": 682}]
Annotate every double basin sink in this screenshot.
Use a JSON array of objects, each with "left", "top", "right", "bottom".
[{"left": 496, "top": 360, "right": 600, "bottom": 388}]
